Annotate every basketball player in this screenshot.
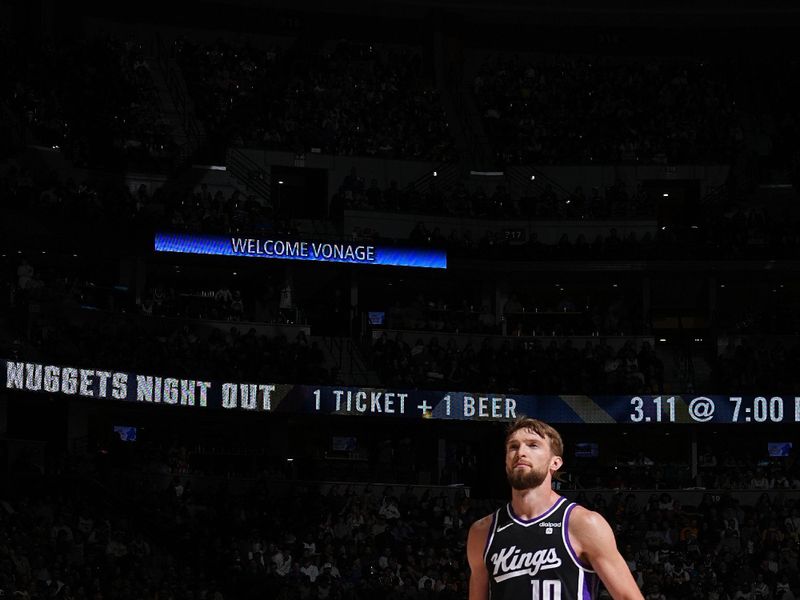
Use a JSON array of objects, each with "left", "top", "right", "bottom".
[{"left": 467, "top": 418, "right": 644, "bottom": 600}]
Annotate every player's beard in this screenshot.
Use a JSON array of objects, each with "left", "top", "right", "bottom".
[{"left": 506, "top": 463, "right": 548, "bottom": 490}]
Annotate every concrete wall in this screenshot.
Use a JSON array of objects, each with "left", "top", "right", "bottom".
[
  {"left": 67, "top": 307, "right": 310, "bottom": 339},
  {"left": 345, "top": 210, "right": 658, "bottom": 244},
  {"left": 238, "top": 148, "right": 729, "bottom": 201},
  {"left": 236, "top": 148, "right": 441, "bottom": 199},
  {"left": 372, "top": 329, "right": 654, "bottom": 352},
  {"left": 508, "top": 164, "right": 730, "bottom": 197}
]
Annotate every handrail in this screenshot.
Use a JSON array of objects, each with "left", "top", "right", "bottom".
[
  {"left": 506, "top": 165, "right": 573, "bottom": 202},
  {"left": 347, "top": 339, "right": 373, "bottom": 384},
  {"left": 153, "top": 32, "right": 204, "bottom": 164},
  {"left": 321, "top": 336, "right": 375, "bottom": 385},
  {"left": 100, "top": 470, "right": 469, "bottom": 497},
  {"left": 458, "top": 79, "right": 495, "bottom": 170},
  {"left": 407, "top": 163, "right": 461, "bottom": 199},
  {"left": 327, "top": 335, "right": 344, "bottom": 375},
  {"left": 227, "top": 147, "right": 271, "bottom": 203},
  {"left": 163, "top": 60, "right": 203, "bottom": 143},
  {"left": 227, "top": 146, "right": 267, "bottom": 175},
  {"left": 699, "top": 182, "right": 728, "bottom": 209}
]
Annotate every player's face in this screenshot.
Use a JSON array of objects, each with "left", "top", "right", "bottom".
[{"left": 505, "top": 429, "right": 561, "bottom": 491}]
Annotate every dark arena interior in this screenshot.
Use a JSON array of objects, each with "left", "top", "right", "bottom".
[{"left": 2, "top": 0, "right": 800, "bottom": 598}]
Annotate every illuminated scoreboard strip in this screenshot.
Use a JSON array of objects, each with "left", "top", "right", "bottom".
[
  {"left": 154, "top": 232, "right": 447, "bottom": 269},
  {"left": 4, "top": 359, "right": 800, "bottom": 424}
]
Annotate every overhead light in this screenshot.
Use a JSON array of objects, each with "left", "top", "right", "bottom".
[
  {"left": 663, "top": 193, "right": 669, "bottom": 197},
  {"left": 530, "top": 175, "right": 536, "bottom": 180}
]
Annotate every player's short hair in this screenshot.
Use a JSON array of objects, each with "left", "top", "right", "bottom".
[{"left": 505, "top": 417, "right": 564, "bottom": 459}]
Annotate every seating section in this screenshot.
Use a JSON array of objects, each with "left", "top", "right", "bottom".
[
  {"left": 176, "top": 39, "right": 454, "bottom": 160},
  {"left": 2, "top": 36, "right": 176, "bottom": 170}
]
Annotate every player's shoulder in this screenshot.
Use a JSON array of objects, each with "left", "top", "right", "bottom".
[
  {"left": 469, "top": 511, "right": 496, "bottom": 535},
  {"left": 566, "top": 504, "right": 614, "bottom": 542},
  {"left": 567, "top": 504, "right": 606, "bottom": 525},
  {"left": 467, "top": 511, "right": 496, "bottom": 559},
  {"left": 467, "top": 512, "right": 496, "bottom": 569},
  {"left": 468, "top": 511, "right": 500, "bottom": 546}
]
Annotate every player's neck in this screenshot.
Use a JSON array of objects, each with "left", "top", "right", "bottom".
[{"left": 509, "top": 483, "right": 561, "bottom": 520}]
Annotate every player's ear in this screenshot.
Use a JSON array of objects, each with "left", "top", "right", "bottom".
[{"left": 551, "top": 455, "right": 563, "bottom": 471}]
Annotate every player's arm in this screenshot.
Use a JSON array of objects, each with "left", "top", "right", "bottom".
[
  {"left": 466, "top": 514, "right": 492, "bottom": 600},
  {"left": 568, "top": 506, "right": 644, "bottom": 600}
]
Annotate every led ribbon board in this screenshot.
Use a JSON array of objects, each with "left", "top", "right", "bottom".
[
  {"left": 154, "top": 232, "right": 447, "bottom": 269},
  {"left": 5, "top": 359, "right": 799, "bottom": 424}
]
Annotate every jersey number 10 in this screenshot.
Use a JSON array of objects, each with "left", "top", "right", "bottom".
[{"left": 531, "top": 579, "right": 561, "bottom": 600}]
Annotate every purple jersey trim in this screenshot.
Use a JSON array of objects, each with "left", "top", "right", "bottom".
[
  {"left": 482, "top": 509, "right": 498, "bottom": 561},
  {"left": 564, "top": 503, "right": 595, "bottom": 571},
  {"left": 583, "top": 572, "right": 598, "bottom": 600},
  {"left": 507, "top": 496, "right": 566, "bottom": 526}
]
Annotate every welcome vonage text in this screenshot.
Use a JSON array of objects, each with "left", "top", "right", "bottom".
[{"left": 230, "top": 238, "right": 376, "bottom": 261}]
